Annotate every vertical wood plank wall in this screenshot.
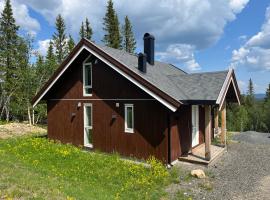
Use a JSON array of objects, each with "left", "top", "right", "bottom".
[
  {"left": 170, "top": 106, "right": 192, "bottom": 161},
  {"left": 46, "top": 50, "right": 170, "bottom": 163}
]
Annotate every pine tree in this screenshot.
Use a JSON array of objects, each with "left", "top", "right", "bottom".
[
  {"left": 265, "top": 83, "right": 270, "bottom": 101},
  {"left": 53, "top": 14, "right": 68, "bottom": 64},
  {"left": 45, "top": 40, "right": 57, "bottom": 76},
  {"left": 247, "top": 78, "right": 254, "bottom": 97},
  {"left": 85, "top": 18, "right": 93, "bottom": 40},
  {"left": 122, "top": 16, "right": 136, "bottom": 53},
  {"left": 68, "top": 34, "right": 75, "bottom": 53},
  {"left": 0, "top": 0, "right": 21, "bottom": 121},
  {"left": 245, "top": 78, "right": 255, "bottom": 107},
  {"left": 79, "top": 19, "right": 93, "bottom": 41},
  {"left": 79, "top": 22, "right": 85, "bottom": 39},
  {"left": 102, "top": 0, "right": 122, "bottom": 49}
]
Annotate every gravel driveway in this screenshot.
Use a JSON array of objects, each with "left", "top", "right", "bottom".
[{"left": 196, "top": 131, "right": 270, "bottom": 200}]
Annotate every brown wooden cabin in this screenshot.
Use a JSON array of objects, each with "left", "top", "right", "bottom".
[{"left": 32, "top": 33, "right": 240, "bottom": 164}]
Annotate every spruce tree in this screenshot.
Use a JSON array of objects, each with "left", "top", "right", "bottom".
[
  {"left": 85, "top": 18, "right": 93, "bottom": 40},
  {"left": 245, "top": 78, "right": 255, "bottom": 107},
  {"left": 68, "top": 34, "right": 75, "bottom": 53},
  {"left": 102, "top": 0, "right": 122, "bottom": 49},
  {"left": 45, "top": 40, "right": 57, "bottom": 76},
  {"left": 247, "top": 78, "right": 254, "bottom": 97},
  {"left": 53, "top": 14, "right": 68, "bottom": 64},
  {"left": 79, "top": 22, "right": 85, "bottom": 39},
  {"left": 79, "top": 18, "right": 93, "bottom": 41},
  {"left": 0, "top": 0, "right": 21, "bottom": 121},
  {"left": 122, "top": 16, "right": 136, "bottom": 53}
]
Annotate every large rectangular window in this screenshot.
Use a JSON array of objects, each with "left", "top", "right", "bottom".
[
  {"left": 83, "top": 60, "right": 92, "bottom": 96},
  {"left": 84, "top": 103, "right": 93, "bottom": 147},
  {"left": 125, "top": 104, "right": 134, "bottom": 133}
]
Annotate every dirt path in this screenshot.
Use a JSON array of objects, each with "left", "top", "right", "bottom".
[{"left": 0, "top": 122, "right": 46, "bottom": 139}]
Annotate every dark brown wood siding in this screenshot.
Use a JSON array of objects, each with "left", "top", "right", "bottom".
[
  {"left": 46, "top": 50, "right": 169, "bottom": 163},
  {"left": 170, "top": 105, "right": 192, "bottom": 161}
]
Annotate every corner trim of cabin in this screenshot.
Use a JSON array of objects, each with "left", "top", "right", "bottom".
[{"left": 167, "top": 113, "right": 171, "bottom": 165}]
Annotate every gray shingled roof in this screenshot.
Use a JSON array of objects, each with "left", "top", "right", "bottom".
[{"left": 97, "top": 44, "right": 228, "bottom": 103}]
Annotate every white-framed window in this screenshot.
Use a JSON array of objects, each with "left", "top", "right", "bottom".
[
  {"left": 83, "top": 55, "right": 92, "bottom": 96},
  {"left": 84, "top": 103, "right": 93, "bottom": 147},
  {"left": 124, "top": 104, "right": 134, "bottom": 133}
]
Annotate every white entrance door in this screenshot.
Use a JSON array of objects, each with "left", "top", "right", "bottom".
[{"left": 192, "top": 105, "right": 199, "bottom": 147}]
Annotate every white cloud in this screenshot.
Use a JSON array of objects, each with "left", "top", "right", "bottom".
[
  {"left": 229, "top": 0, "right": 249, "bottom": 13},
  {"left": 230, "top": 6, "right": 270, "bottom": 71},
  {"left": 0, "top": 0, "right": 40, "bottom": 34},
  {"left": 157, "top": 44, "right": 200, "bottom": 71},
  {"left": 36, "top": 39, "right": 51, "bottom": 56},
  {"left": 19, "top": 0, "right": 249, "bottom": 46},
  {"left": 11, "top": 0, "right": 249, "bottom": 70}
]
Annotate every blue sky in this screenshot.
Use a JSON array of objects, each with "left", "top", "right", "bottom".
[{"left": 1, "top": 0, "right": 269, "bottom": 94}]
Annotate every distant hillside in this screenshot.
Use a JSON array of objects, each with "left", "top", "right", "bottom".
[{"left": 255, "top": 93, "right": 266, "bottom": 100}]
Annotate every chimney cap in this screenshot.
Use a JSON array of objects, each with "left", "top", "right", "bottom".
[{"left": 143, "top": 33, "right": 155, "bottom": 40}]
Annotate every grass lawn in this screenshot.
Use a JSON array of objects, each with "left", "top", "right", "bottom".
[{"left": 0, "top": 134, "right": 178, "bottom": 200}]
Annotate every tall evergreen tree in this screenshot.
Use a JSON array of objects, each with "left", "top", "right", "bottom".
[
  {"left": 79, "top": 19, "right": 93, "bottom": 41},
  {"left": 122, "top": 16, "right": 136, "bottom": 53},
  {"left": 85, "top": 18, "right": 93, "bottom": 40},
  {"left": 247, "top": 78, "right": 254, "bottom": 97},
  {"left": 53, "top": 14, "right": 68, "bottom": 64},
  {"left": 45, "top": 40, "right": 57, "bottom": 76},
  {"left": 102, "top": 0, "right": 122, "bottom": 49},
  {"left": 79, "top": 21, "right": 85, "bottom": 39},
  {"left": 68, "top": 34, "right": 75, "bottom": 53},
  {"left": 245, "top": 78, "right": 255, "bottom": 107},
  {"left": 0, "top": 0, "right": 22, "bottom": 121}
]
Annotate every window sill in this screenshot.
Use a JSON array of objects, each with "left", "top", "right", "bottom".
[
  {"left": 83, "top": 94, "right": 93, "bottom": 97},
  {"left": 125, "top": 129, "right": 134, "bottom": 134},
  {"left": 84, "top": 144, "right": 93, "bottom": 148}
]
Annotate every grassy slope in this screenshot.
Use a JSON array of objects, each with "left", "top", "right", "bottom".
[{"left": 0, "top": 136, "right": 174, "bottom": 200}]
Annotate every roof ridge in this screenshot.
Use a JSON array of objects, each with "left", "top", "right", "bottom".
[
  {"left": 168, "top": 63, "right": 188, "bottom": 74},
  {"left": 189, "top": 70, "right": 229, "bottom": 75}
]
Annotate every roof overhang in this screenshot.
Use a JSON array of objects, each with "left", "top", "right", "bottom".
[
  {"left": 32, "top": 39, "right": 181, "bottom": 112},
  {"left": 216, "top": 69, "right": 241, "bottom": 110}
]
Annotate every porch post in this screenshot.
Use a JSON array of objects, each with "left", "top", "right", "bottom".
[
  {"left": 205, "top": 105, "right": 211, "bottom": 161},
  {"left": 221, "top": 101, "right": 226, "bottom": 146},
  {"left": 214, "top": 107, "right": 219, "bottom": 135}
]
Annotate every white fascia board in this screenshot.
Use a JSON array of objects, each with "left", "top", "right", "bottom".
[{"left": 216, "top": 69, "right": 232, "bottom": 105}]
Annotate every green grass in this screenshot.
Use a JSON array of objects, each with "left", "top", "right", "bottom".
[{"left": 0, "top": 136, "right": 175, "bottom": 200}]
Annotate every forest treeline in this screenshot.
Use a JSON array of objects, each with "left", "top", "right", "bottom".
[
  {"left": 0, "top": 0, "right": 269, "bottom": 133},
  {"left": 227, "top": 79, "right": 270, "bottom": 133},
  {"left": 0, "top": 0, "right": 136, "bottom": 124}
]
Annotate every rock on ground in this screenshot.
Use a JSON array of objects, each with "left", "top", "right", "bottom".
[{"left": 191, "top": 169, "right": 206, "bottom": 179}]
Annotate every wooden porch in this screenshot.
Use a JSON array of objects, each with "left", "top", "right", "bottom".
[
  {"left": 179, "top": 102, "right": 227, "bottom": 166},
  {"left": 179, "top": 144, "right": 225, "bottom": 165}
]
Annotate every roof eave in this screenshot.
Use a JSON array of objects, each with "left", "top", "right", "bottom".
[{"left": 216, "top": 69, "right": 241, "bottom": 110}]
